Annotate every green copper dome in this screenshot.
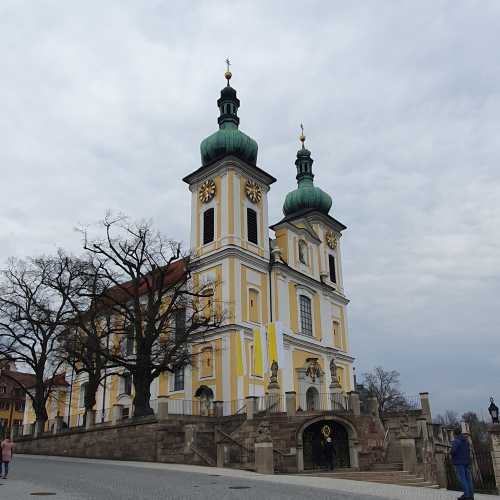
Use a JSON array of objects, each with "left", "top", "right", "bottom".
[
  {"left": 200, "top": 81, "right": 258, "bottom": 166},
  {"left": 283, "top": 140, "right": 332, "bottom": 216}
]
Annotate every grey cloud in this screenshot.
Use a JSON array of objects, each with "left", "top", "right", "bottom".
[{"left": 1, "top": 0, "right": 499, "bottom": 415}]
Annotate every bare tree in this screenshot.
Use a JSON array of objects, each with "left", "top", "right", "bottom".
[
  {"left": 435, "top": 409, "right": 459, "bottom": 426},
  {"left": 79, "top": 215, "right": 223, "bottom": 418},
  {"left": 0, "top": 257, "right": 79, "bottom": 429},
  {"left": 45, "top": 253, "right": 115, "bottom": 420},
  {"left": 362, "top": 366, "right": 410, "bottom": 413}
]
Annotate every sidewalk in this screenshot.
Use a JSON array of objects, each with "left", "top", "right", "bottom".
[{"left": 19, "top": 454, "right": 496, "bottom": 499}]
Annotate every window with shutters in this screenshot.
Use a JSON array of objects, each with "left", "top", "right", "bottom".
[
  {"left": 299, "top": 295, "right": 313, "bottom": 337},
  {"left": 329, "top": 254, "right": 336, "bottom": 283},
  {"left": 249, "top": 288, "right": 260, "bottom": 323},
  {"left": 247, "top": 208, "right": 258, "bottom": 244},
  {"left": 203, "top": 208, "right": 215, "bottom": 244}
]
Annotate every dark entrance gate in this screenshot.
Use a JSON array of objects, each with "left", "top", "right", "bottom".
[{"left": 303, "top": 420, "right": 350, "bottom": 470}]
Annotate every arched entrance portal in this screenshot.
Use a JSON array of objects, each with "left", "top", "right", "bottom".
[
  {"left": 302, "top": 420, "right": 351, "bottom": 470},
  {"left": 194, "top": 386, "right": 214, "bottom": 416}
]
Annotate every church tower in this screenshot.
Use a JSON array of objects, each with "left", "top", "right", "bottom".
[{"left": 182, "top": 65, "right": 276, "bottom": 404}]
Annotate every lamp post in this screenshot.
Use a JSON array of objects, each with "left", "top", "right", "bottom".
[{"left": 489, "top": 397, "right": 499, "bottom": 424}]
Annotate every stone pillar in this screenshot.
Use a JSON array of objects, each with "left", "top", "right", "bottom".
[
  {"left": 285, "top": 391, "right": 296, "bottom": 416},
  {"left": 417, "top": 417, "right": 429, "bottom": 441},
  {"left": 399, "top": 436, "right": 417, "bottom": 473},
  {"left": 434, "top": 445, "right": 448, "bottom": 488},
  {"left": 255, "top": 441, "right": 274, "bottom": 474},
  {"left": 488, "top": 424, "right": 500, "bottom": 492},
  {"left": 34, "top": 420, "right": 44, "bottom": 438},
  {"left": 216, "top": 443, "right": 225, "bottom": 467},
  {"left": 112, "top": 404, "right": 123, "bottom": 426},
  {"left": 245, "top": 396, "right": 256, "bottom": 420},
  {"left": 85, "top": 409, "right": 96, "bottom": 430},
  {"left": 184, "top": 424, "right": 196, "bottom": 453},
  {"left": 349, "top": 391, "right": 361, "bottom": 416},
  {"left": 419, "top": 392, "right": 432, "bottom": 422},
  {"left": 53, "top": 416, "right": 64, "bottom": 435},
  {"left": 367, "top": 396, "right": 379, "bottom": 417},
  {"left": 157, "top": 396, "right": 169, "bottom": 420},
  {"left": 214, "top": 400, "right": 223, "bottom": 417}
]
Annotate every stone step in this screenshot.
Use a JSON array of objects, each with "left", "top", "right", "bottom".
[{"left": 371, "top": 463, "right": 403, "bottom": 471}]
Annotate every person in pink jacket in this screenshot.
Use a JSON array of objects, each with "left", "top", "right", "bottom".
[{"left": 1, "top": 437, "right": 14, "bottom": 479}]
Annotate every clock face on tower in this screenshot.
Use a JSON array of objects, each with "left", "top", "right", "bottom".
[
  {"left": 245, "top": 180, "right": 262, "bottom": 204},
  {"left": 199, "top": 179, "right": 216, "bottom": 203},
  {"left": 326, "top": 231, "right": 337, "bottom": 250}
]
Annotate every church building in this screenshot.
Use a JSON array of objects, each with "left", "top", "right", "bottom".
[{"left": 23, "top": 68, "right": 354, "bottom": 427}]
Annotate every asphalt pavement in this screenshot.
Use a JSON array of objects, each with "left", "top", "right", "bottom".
[{"left": 0, "top": 455, "right": 493, "bottom": 500}]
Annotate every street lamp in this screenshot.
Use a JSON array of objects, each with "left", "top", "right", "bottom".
[{"left": 489, "top": 397, "right": 499, "bottom": 424}]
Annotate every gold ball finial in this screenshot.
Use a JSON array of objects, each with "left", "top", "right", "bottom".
[
  {"left": 225, "top": 58, "right": 232, "bottom": 84},
  {"left": 299, "top": 123, "right": 306, "bottom": 146}
]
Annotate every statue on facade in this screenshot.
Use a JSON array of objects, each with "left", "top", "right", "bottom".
[
  {"left": 329, "top": 357, "right": 342, "bottom": 389},
  {"left": 269, "top": 360, "right": 279, "bottom": 385}
]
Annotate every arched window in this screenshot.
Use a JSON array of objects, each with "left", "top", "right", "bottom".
[
  {"left": 299, "top": 295, "right": 313, "bottom": 336},
  {"left": 249, "top": 288, "right": 260, "bottom": 323},
  {"left": 298, "top": 240, "right": 308, "bottom": 265}
]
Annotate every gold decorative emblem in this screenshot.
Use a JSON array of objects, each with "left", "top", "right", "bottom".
[
  {"left": 199, "top": 179, "right": 216, "bottom": 203},
  {"left": 326, "top": 231, "right": 337, "bottom": 250},
  {"left": 321, "top": 425, "right": 331, "bottom": 438},
  {"left": 245, "top": 180, "right": 262, "bottom": 204}
]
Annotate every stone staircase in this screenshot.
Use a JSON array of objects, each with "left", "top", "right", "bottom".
[{"left": 306, "top": 463, "right": 440, "bottom": 489}]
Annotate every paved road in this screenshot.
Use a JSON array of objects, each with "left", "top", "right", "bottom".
[
  {"left": 1, "top": 456, "right": 378, "bottom": 500},
  {"left": 0, "top": 455, "right": 493, "bottom": 500}
]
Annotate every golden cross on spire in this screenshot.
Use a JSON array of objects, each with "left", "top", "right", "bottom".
[
  {"left": 225, "top": 58, "right": 232, "bottom": 84},
  {"left": 299, "top": 123, "right": 306, "bottom": 147}
]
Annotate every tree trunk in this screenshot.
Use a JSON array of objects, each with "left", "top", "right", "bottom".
[
  {"left": 132, "top": 373, "right": 154, "bottom": 417},
  {"left": 84, "top": 374, "right": 99, "bottom": 413}
]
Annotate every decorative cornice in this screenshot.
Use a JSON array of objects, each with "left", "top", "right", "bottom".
[
  {"left": 271, "top": 261, "right": 349, "bottom": 305},
  {"left": 192, "top": 245, "right": 270, "bottom": 271},
  {"left": 283, "top": 332, "right": 355, "bottom": 363},
  {"left": 183, "top": 156, "right": 276, "bottom": 187}
]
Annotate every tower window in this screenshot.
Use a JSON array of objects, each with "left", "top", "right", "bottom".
[
  {"left": 298, "top": 240, "right": 308, "bottom": 265},
  {"left": 329, "top": 254, "right": 336, "bottom": 283},
  {"left": 247, "top": 208, "right": 258, "bottom": 244},
  {"left": 203, "top": 208, "right": 214, "bottom": 244},
  {"left": 299, "top": 295, "right": 313, "bottom": 337}
]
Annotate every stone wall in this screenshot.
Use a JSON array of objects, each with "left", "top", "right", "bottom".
[{"left": 14, "top": 416, "right": 218, "bottom": 466}]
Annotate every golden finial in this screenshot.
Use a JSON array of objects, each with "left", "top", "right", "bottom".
[
  {"left": 299, "top": 123, "right": 306, "bottom": 147},
  {"left": 225, "top": 58, "right": 232, "bottom": 85}
]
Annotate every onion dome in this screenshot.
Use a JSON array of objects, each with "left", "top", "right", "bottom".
[
  {"left": 283, "top": 126, "right": 332, "bottom": 216},
  {"left": 200, "top": 64, "right": 258, "bottom": 166}
]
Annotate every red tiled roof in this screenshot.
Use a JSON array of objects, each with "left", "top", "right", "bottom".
[
  {"left": 99, "top": 259, "right": 187, "bottom": 308},
  {"left": 0, "top": 370, "right": 36, "bottom": 392}
]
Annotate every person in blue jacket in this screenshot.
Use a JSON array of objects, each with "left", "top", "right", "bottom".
[{"left": 451, "top": 428, "right": 474, "bottom": 500}]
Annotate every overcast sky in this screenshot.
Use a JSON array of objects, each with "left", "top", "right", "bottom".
[{"left": 2, "top": 1, "right": 499, "bottom": 417}]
